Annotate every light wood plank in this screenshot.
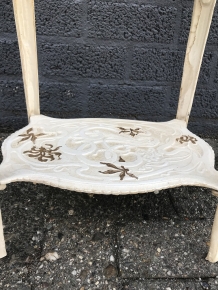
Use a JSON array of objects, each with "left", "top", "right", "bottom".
[
  {"left": 12, "top": 0, "right": 40, "bottom": 119},
  {"left": 176, "top": 0, "right": 216, "bottom": 124}
]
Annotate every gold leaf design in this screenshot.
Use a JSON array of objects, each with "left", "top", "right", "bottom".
[
  {"left": 99, "top": 162, "right": 138, "bottom": 181},
  {"left": 118, "top": 127, "right": 143, "bottom": 137},
  {"left": 23, "top": 144, "right": 61, "bottom": 162},
  {"left": 18, "top": 128, "right": 46, "bottom": 144},
  {"left": 176, "top": 135, "right": 197, "bottom": 144}
]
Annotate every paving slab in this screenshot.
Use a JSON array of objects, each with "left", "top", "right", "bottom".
[
  {"left": 122, "top": 277, "right": 218, "bottom": 290},
  {"left": 119, "top": 219, "right": 218, "bottom": 278},
  {"left": 30, "top": 188, "right": 120, "bottom": 289},
  {"left": 1, "top": 183, "right": 49, "bottom": 256},
  {"left": 0, "top": 183, "right": 51, "bottom": 289},
  {"left": 116, "top": 187, "right": 218, "bottom": 223},
  {"left": 116, "top": 191, "right": 178, "bottom": 224},
  {"left": 166, "top": 186, "right": 218, "bottom": 220},
  {"left": 1, "top": 134, "right": 218, "bottom": 289},
  {"left": 0, "top": 257, "right": 31, "bottom": 290},
  {"left": 32, "top": 222, "right": 117, "bottom": 289}
]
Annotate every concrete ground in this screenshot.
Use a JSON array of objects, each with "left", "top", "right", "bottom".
[{"left": 0, "top": 134, "right": 218, "bottom": 290}]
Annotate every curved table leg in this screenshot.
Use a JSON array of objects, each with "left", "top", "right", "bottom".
[
  {"left": 206, "top": 205, "right": 218, "bottom": 263},
  {"left": 0, "top": 185, "right": 6, "bottom": 258},
  {"left": 0, "top": 210, "right": 6, "bottom": 258},
  {"left": 0, "top": 184, "right": 6, "bottom": 191}
]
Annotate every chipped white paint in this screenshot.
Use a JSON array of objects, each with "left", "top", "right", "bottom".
[
  {"left": 12, "top": 0, "right": 40, "bottom": 118},
  {"left": 176, "top": 0, "right": 216, "bottom": 124},
  {"left": 0, "top": 115, "right": 218, "bottom": 195}
]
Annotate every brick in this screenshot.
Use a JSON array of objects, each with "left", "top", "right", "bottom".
[
  {"left": 35, "top": 0, "right": 83, "bottom": 37},
  {"left": 0, "top": 0, "right": 84, "bottom": 37},
  {"left": 40, "top": 43, "right": 126, "bottom": 79},
  {"left": 39, "top": 82, "right": 84, "bottom": 117},
  {"left": 0, "top": 0, "right": 16, "bottom": 33},
  {"left": 179, "top": 6, "right": 218, "bottom": 44},
  {"left": 0, "top": 40, "right": 21, "bottom": 76},
  {"left": 0, "top": 81, "right": 84, "bottom": 117},
  {"left": 191, "top": 89, "right": 218, "bottom": 118},
  {"left": 88, "top": 2, "right": 177, "bottom": 43},
  {"left": 0, "top": 116, "right": 28, "bottom": 132},
  {"left": 131, "top": 48, "right": 184, "bottom": 82},
  {"left": 214, "top": 62, "right": 218, "bottom": 83},
  {"left": 131, "top": 48, "right": 212, "bottom": 82},
  {"left": 88, "top": 85, "right": 169, "bottom": 119},
  {"left": 169, "top": 87, "right": 218, "bottom": 136},
  {"left": 179, "top": 7, "right": 192, "bottom": 44},
  {"left": 170, "top": 88, "right": 218, "bottom": 119},
  {"left": 0, "top": 81, "right": 25, "bottom": 111},
  {"left": 188, "top": 120, "right": 218, "bottom": 138}
]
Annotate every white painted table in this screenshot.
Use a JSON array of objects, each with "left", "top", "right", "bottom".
[
  {"left": 0, "top": 116, "right": 217, "bottom": 194},
  {"left": 0, "top": 0, "right": 218, "bottom": 263}
]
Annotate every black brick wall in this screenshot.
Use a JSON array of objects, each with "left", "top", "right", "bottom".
[{"left": 0, "top": 0, "right": 218, "bottom": 136}]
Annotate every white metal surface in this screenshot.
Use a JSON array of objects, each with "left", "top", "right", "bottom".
[{"left": 0, "top": 115, "right": 217, "bottom": 194}]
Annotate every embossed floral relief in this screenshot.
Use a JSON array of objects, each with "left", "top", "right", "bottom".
[
  {"left": 99, "top": 156, "right": 138, "bottom": 180},
  {"left": 23, "top": 144, "right": 62, "bottom": 162},
  {"left": 18, "top": 128, "right": 46, "bottom": 144},
  {"left": 176, "top": 135, "right": 197, "bottom": 144}
]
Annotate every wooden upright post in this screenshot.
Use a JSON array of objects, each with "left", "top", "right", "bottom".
[
  {"left": 176, "top": 0, "right": 216, "bottom": 124},
  {"left": 12, "top": 0, "right": 40, "bottom": 119}
]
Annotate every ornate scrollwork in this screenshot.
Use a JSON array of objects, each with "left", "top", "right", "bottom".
[
  {"left": 1, "top": 116, "right": 211, "bottom": 194},
  {"left": 23, "top": 144, "right": 61, "bottom": 162},
  {"left": 99, "top": 161, "right": 138, "bottom": 180},
  {"left": 176, "top": 135, "right": 197, "bottom": 144},
  {"left": 118, "top": 127, "right": 143, "bottom": 137},
  {"left": 18, "top": 128, "right": 46, "bottom": 144}
]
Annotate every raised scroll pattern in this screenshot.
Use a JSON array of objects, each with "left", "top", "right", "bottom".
[{"left": 0, "top": 116, "right": 215, "bottom": 194}]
